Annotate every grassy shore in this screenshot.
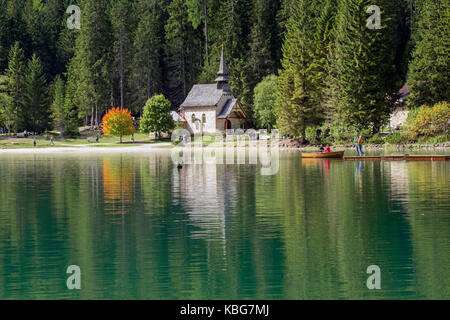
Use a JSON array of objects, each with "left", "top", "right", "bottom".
[{"left": 0, "top": 132, "right": 170, "bottom": 149}]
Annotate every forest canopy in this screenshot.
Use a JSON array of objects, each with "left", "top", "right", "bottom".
[{"left": 0, "top": 0, "right": 448, "bottom": 139}]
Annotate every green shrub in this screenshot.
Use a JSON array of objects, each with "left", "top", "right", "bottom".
[
  {"left": 62, "top": 124, "right": 80, "bottom": 137},
  {"left": 384, "top": 131, "right": 404, "bottom": 144},
  {"left": 328, "top": 126, "right": 355, "bottom": 144},
  {"left": 407, "top": 101, "right": 450, "bottom": 140},
  {"left": 360, "top": 128, "right": 373, "bottom": 137},
  {"left": 418, "top": 133, "right": 450, "bottom": 144},
  {"left": 405, "top": 107, "right": 420, "bottom": 125},
  {"left": 366, "top": 133, "right": 384, "bottom": 144}
]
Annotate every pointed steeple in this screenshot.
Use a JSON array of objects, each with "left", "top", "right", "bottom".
[{"left": 215, "top": 45, "right": 231, "bottom": 90}]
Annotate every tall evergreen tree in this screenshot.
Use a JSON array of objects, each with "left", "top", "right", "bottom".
[
  {"left": 312, "top": 0, "right": 337, "bottom": 120},
  {"left": 67, "top": 0, "right": 113, "bottom": 127},
  {"left": 110, "top": 0, "right": 134, "bottom": 110},
  {"left": 0, "top": 75, "right": 11, "bottom": 130},
  {"left": 165, "top": 0, "right": 202, "bottom": 107},
  {"left": 408, "top": 0, "right": 449, "bottom": 107},
  {"left": 276, "top": 0, "right": 324, "bottom": 141},
  {"left": 276, "top": 0, "right": 295, "bottom": 36},
  {"left": 333, "top": 0, "right": 397, "bottom": 133},
  {"left": 132, "top": 0, "right": 164, "bottom": 116},
  {"left": 23, "top": 54, "right": 49, "bottom": 132},
  {"left": 186, "top": 0, "right": 210, "bottom": 65},
  {"left": 50, "top": 75, "right": 66, "bottom": 132},
  {"left": 4, "top": 42, "right": 26, "bottom": 132},
  {"left": 244, "top": 0, "right": 282, "bottom": 120},
  {"left": 0, "top": 0, "right": 31, "bottom": 73},
  {"left": 23, "top": 0, "right": 62, "bottom": 78},
  {"left": 0, "top": 2, "right": 8, "bottom": 71},
  {"left": 57, "top": 0, "right": 80, "bottom": 75}
]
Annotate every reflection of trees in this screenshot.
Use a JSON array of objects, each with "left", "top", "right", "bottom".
[
  {"left": 251, "top": 157, "right": 417, "bottom": 299},
  {"left": 0, "top": 153, "right": 448, "bottom": 299},
  {"left": 0, "top": 154, "right": 100, "bottom": 298},
  {"left": 407, "top": 162, "right": 450, "bottom": 299},
  {"left": 102, "top": 156, "right": 134, "bottom": 214}
]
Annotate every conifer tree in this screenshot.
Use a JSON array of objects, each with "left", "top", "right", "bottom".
[
  {"left": 67, "top": 0, "right": 113, "bottom": 127},
  {"left": 62, "top": 69, "right": 81, "bottom": 136},
  {"left": 0, "top": 75, "right": 11, "bottom": 130},
  {"left": 248, "top": 0, "right": 280, "bottom": 82},
  {"left": 4, "top": 42, "right": 26, "bottom": 133},
  {"left": 0, "top": 5, "right": 8, "bottom": 72},
  {"left": 313, "top": 0, "right": 337, "bottom": 94},
  {"left": 23, "top": 53, "right": 49, "bottom": 132},
  {"left": 333, "top": 0, "right": 397, "bottom": 133},
  {"left": 307, "top": 0, "right": 338, "bottom": 123},
  {"left": 110, "top": 0, "right": 134, "bottom": 110},
  {"left": 165, "top": 0, "right": 202, "bottom": 107},
  {"left": 57, "top": 0, "right": 80, "bottom": 75},
  {"left": 50, "top": 75, "right": 66, "bottom": 133},
  {"left": 408, "top": 0, "right": 449, "bottom": 107},
  {"left": 186, "top": 0, "right": 210, "bottom": 65},
  {"left": 276, "top": 0, "right": 324, "bottom": 141},
  {"left": 132, "top": 0, "right": 164, "bottom": 116}
]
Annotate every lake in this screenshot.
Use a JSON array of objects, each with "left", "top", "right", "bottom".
[{"left": 0, "top": 149, "right": 449, "bottom": 299}]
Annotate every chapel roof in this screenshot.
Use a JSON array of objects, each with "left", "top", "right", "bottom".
[
  {"left": 217, "top": 98, "right": 238, "bottom": 119},
  {"left": 179, "top": 84, "right": 224, "bottom": 108},
  {"left": 215, "top": 47, "right": 231, "bottom": 83}
]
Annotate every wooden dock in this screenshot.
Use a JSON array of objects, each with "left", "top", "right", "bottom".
[{"left": 344, "top": 155, "right": 450, "bottom": 161}]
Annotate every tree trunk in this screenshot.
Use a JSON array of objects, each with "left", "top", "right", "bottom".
[
  {"left": 95, "top": 104, "right": 98, "bottom": 127},
  {"left": 120, "top": 31, "right": 125, "bottom": 108},
  {"left": 180, "top": 45, "right": 186, "bottom": 98},
  {"left": 373, "top": 125, "right": 380, "bottom": 135},
  {"left": 111, "top": 83, "right": 114, "bottom": 108},
  {"left": 138, "top": 71, "right": 143, "bottom": 118},
  {"left": 179, "top": 20, "right": 186, "bottom": 98},
  {"left": 147, "top": 50, "right": 152, "bottom": 100},
  {"left": 300, "top": 127, "right": 307, "bottom": 144},
  {"left": 204, "top": 0, "right": 209, "bottom": 66},
  {"left": 90, "top": 106, "right": 94, "bottom": 128}
]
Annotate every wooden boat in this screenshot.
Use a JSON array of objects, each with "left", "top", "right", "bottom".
[{"left": 301, "top": 151, "right": 344, "bottom": 159}]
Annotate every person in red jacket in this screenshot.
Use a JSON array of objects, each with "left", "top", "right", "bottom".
[{"left": 324, "top": 144, "right": 331, "bottom": 153}]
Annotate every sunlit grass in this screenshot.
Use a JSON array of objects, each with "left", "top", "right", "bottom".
[{"left": 0, "top": 132, "right": 170, "bottom": 149}]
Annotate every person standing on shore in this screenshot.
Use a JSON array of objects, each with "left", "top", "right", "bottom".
[
  {"left": 50, "top": 136, "right": 55, "bottom": 145},
  {"left": 354, "top": 135, "right": 360, "bottom": 155},
  {"left": 357, "top": 134, "right": 364, "bottom": 156},
  {"left": 33, "top": 137, "right": 37, "bottom": 147}
]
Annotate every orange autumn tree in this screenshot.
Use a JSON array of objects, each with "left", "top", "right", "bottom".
[{"left": 102, "top": 107, "right": 135, "bottom": 143}]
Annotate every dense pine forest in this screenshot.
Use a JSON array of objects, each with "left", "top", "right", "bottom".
[{"left": 0, "top": 0, "right": 448, "bottom": 141}]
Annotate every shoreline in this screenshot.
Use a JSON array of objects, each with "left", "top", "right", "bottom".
[
  {"left": 0, "top": 143, "right": 173, "bottom": 154},
  {"left": 278, "top": 141, "right": 450, "bottom": 151},
  {"left": 1, "top": 139, "right": 449, "bottom": 154}
]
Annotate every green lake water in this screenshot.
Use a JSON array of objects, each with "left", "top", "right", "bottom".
[{"left": 0, "top": 150, "right": 449, "bottom": 299}]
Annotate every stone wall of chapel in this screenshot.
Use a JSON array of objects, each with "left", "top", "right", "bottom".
[{"left": 183, "top": 107, "right": 217, "bottom": 134}]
